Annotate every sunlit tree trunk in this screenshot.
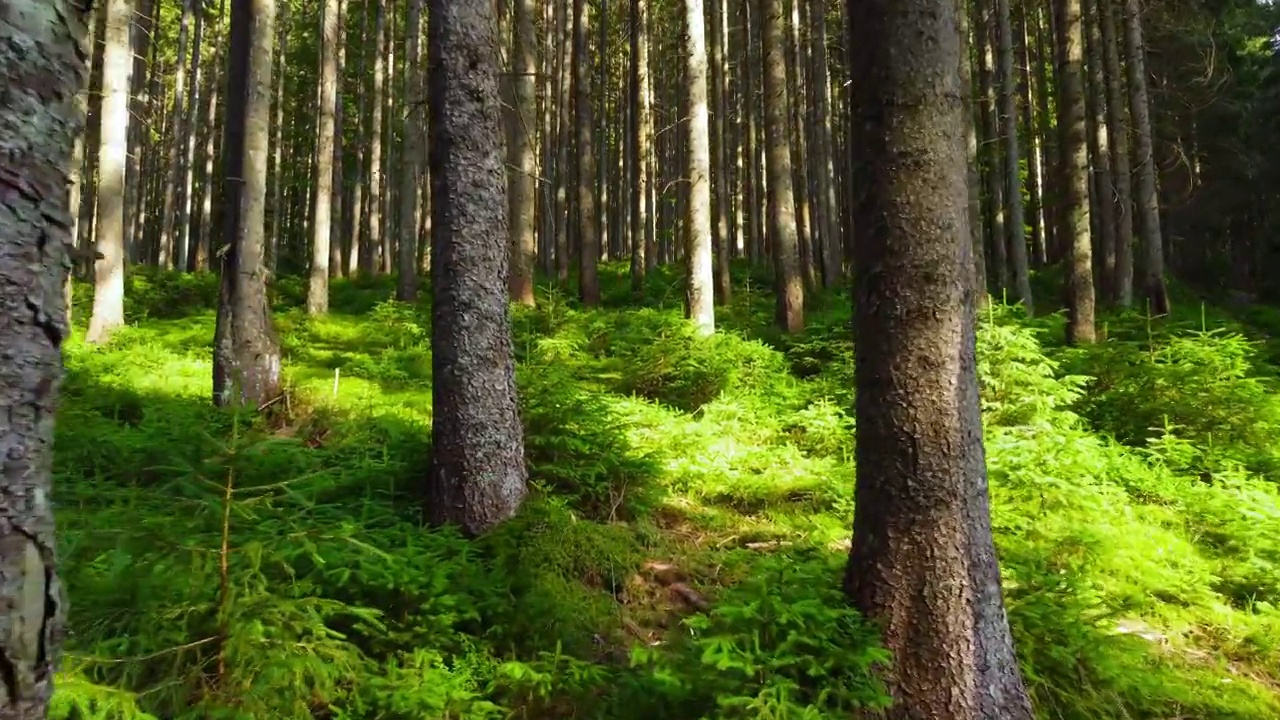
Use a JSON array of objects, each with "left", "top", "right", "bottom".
[{"left": 1056, "top": 0, "right": 1097, "bottom": 343}]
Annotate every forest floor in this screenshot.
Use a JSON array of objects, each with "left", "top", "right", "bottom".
[{"left": 52, "top": 264, "right": 1280, "bottom": 720}]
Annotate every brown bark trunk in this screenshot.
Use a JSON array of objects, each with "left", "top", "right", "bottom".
[
  {"left": 760, "top": 0, "right": 804, "bottom": 332},
  {"left": 844, "top": 0, "right": 1036, "bottom": 711},
  {"left": 426, "top": 0, "right": 529, "bottom": 535}
]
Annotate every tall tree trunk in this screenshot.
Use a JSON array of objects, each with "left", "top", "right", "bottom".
[
  {"left": 1084, "top": 0, "right": 1117, "bottom": 305},
  {"left": 213, "top": 0, "right": 282, "bottom": 408},
  {"left": 330, "top": 0, "right": 348, "bottom": 279},
  {"left": 684, "top": 0, "right": 716, "bottom": 334},
  {"left": 309, "top": 0, "right": 341, "bottom": 314},
  {"left": 362, "top": 0, "right": 386, "bottom": 277},
  {"left": 760, "top": 0, "right": 803, "bottom": 332},
  {"left": 975, "top": 0, "right": 1006, "bottom": 294},
  {"left": 629, "top": 0, "right": 652, "bottom": 292},
  {"left": 997, "top": 0, "right": 1033, "bottom": 312},
  {"left": 809, "top": 0, "right": 842, "bottom": 288},
  {"left": 1056, "top": 0, "right": 1097, "bottom": 343},
  {"left": 426, "top": 0, "right": 529, "bottom": 535},
  {"left": 961, "top": 0, "right": 988, "bottom": 298},
  {"left": 161, "top": 0, "right": 196, "bottom": 271},
  {"left": 0, "top": 3, "right": 84, "bottom": 713},
  {"left": 86, "top": 0, "right": 132, "bottom": 344},
  {"left": 397, "top": 0, "right": 425, "bottom": 301},
  {"left": 1122, "top": 0, "right": 1167, "bottom": 315},
  {"left": 507, "top": 0, "right": 538, "bottom": 305},
  {"left": 1100, "top": 0, "right": 1133, "bottom": 306},
  {"left": 844, "top": 0, "right": 1037, "bottom": 711},
  {"left": 708, "top": 0, "right": 732, "bottom": 303},
  {"left": 573, "top": 0, "right": 601, "bottom": 304}
]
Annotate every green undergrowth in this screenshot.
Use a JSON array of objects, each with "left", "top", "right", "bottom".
[{"left": 52, "top": 264, "right": 1280, "bottom": 719}]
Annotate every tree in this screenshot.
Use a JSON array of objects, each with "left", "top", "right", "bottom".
[
  {"left": 426, "top": 0, "right": 529, "bottom": 535},
  {"left": 308, "top": 0, "right": 342, "bottom": 314},
  {"left": 844, "top": 0, "right": 1036, "bottom": 713},
  {"left": 684, "top": 0, "right": 716, "bottom": 335},
  {"left": 213, "top": 0, "right": 283, "bottom": 408},
  {"left": 506, "top": 0, "right": 538, "bottom": 306},
  {"left": 1056, "top": 0, "right": 1098, "bottom": 343},
  {"left": 86, "top": 0, "right": 132, "bottom": 344},
  {"left": 573, "top": 0, "right": 601, "bottom": 306},
  {"left": 0, "top": 0, "right": 89, "bottom": 712},
  {"left": 759, "top": 0, "right": 803, "bottom": 333}
]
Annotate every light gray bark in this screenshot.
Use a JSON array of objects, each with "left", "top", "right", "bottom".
[
  {"left": 684, "top": 0, "right": 715, "bottom": 334},
  {"left": 309, "top": 0, "right": 341, "bottom": 314},
  {"left": 506, "top": 0, "right": 538, "bottom": 306},
  {"left": 0, "top": 0, "right": 86, "bottom": 713}
]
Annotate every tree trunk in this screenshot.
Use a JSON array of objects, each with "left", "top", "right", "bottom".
[
  {"left": 1100, "top": 0, "right": 1133, "bottom": 306},
  {"left": 426, "top": 0, "right": 529, "bottom": 535},
  {"left": 1084, "top": 0, "right": 1117, "bottom": 305},
  {"left": 309, "top": 0, "right": 341, "bottom": 314},
  {"left": 213, "top": 0, "right": 283, "bottom": 408},
  {"left": 1122, "top": 0, "right": 1168, "bottom": 315},
  {"left": 87, "top": 0, "right": 132, "bottom": 344},
  {"left": 684, "top": 0, "right": 716, "bottom": 334},
  {"left": 708, "top": 0, "right": 733, "bottom": 303},
  {"left": 362, "top": 0, "right": 386, "bottom": 277},
  {"left": 760, "top": 0, "right": 803, "bottom": 332},
  {"left": 573, "top": 0, "right": 601, "bottom": 304},
  {"left": 629, "top": 0, "right": 652, "bottom": 292},
  {"left": 997, "top": 0, "right": 1033, "bottom": 312},
  {"left": 507, "top": 0, "right": 538, "bottom": 306},
  {"left": 397, "top": 0, "right": 425, "bottom": 301},
  {"left": 1056, "top": 0, "right": 1097, "bottom": 343},
  {"left": 0, "top": 2, "right": 84, "bottom": 713},
  {"left": 960, "top": 0, "right": 988, "bottom": 299},
  {"left": 844, "top": 0, "right": 1036, "bottom": 711}
]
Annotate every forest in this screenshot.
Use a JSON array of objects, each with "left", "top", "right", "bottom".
[{"left": 2, "top": 0, "right": 1280, "bottom": 717}]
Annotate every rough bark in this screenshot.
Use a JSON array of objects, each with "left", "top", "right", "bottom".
[
  {"left": 507, "top": 0, "right": 537, "bottom": 306},
  {"left": 573, "top": 0, "right": 600, "bottom": 305},
  {"left": 997, "top": 0, "right": 1033, "bottom": 312},
  {"left": 86, "top": 0, "right": 131, "bottom": 344},
  {"left": 629, "top": 0, "right": 652, "bottom": 292},
  {"left": 1099, "top": 0, "right": 1133, "bottom": 306},
  {"left": 1122, "top": 0, "right": 1167, "bottom": 315},
  {"left": 844, "top": 0, "right": 1036, "bottom": 711},
  {"left": 426, "top": 0, "right": 529, "bottom": 535},
  {"left": 397, "top": 0, "right": 424, "bottom": 302},
  {"left": 760, "top": 0, "right": 803, "bottom": 332},
  {"left": 213, "top": 0, "right": 282, "bottom": 408},
  {"left": 1055, "top": 0, "right": 1097, "bottom": 343},
  {"left": 684, "top": 0, "right": 716, "bottom": 334},
  {"left": 0, "top": 1, "right": 86, "bottom": 712},
  {"left": 309, "top": 0, "right": 341, "bottom": 314}
]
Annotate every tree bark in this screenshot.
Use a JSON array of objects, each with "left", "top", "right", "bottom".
[
  {"left": 213, "top": 0, "right": 282, "bottom": 408},
  {"left": 684, "top": 0, "right": 716, "bottom": 334},
  {"left": 507, "top": 0, "right": 538, "bottom": 306},
  {"left": 629, "top": 0, "right": 652, "bottom": 293},
  {"left": 309, "top": 0, "right": 341, "bottom": 314},
  {"left": 426, "top": 0, "right": 529, "bottom": 535},
  {"left": 1055, "top": 0, "right": 1097, "bottom": 343},
  {"left": 760, "top": 0, "right": 804, "bottom": 332},
  {"left": 573, "top": 0, "right": 600, "bottom": 305},
  {"left": 1122, "top": 0, "right": 1168, "bottom": 315},
  {"left": 1099, "top": 0, "right": 1133, "bottom": 306},
  {"left": 844, "top": 0, "right": 1036, "bottom": 711},
  {"left": 86, "top": 0, "right": 132, "bottom": 344},
  {"left": 0, "top": 2, "right": 85, "bottom": 713},
  {"left": 397, "top": 0, "right": 424, "bottom": 302}
]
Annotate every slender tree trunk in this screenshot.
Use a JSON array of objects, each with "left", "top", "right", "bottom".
[
  {"left": 1122, "top": 0, "right": 1167, "bottom": 315},
  {"left": 684, "top": 0, "right": 716, "bottom": 334},
  {"left": 1100, "top": 0, "right": 1133, "bottom": 306},
  {"left": 760, "top": 0, "right": 804, "bottom": 332},
  {"left": 308, "top": 0, "right": 341, "bottom": 314},
  {"left": 573, "top": 0, "right": 601, "bottom": 304},
  {"left": 997, "top": 0, "right": 1033, "bottom": 312},
  {"left": 86, "top": 0, "right": 132, "bottom": 344},
  {"left": 213, "top": 0, "right": 283, "bottom": 407},
  {"left": 426, "top": 0, "right": 529, "bottom": 535},
  {"left": 961, "top": 0, "right": 988, "bottom": 298},
  {"left": 844, "top": 0, "right": 1037, "bottom": 711},
  {"left": 397, "top": 0, "right": 425, "bottom": 301},
  {"left": 362, "top": 0, "right": 386, "bottom": 277},
  {"left": 708, "top": 0, "right": 732, "bottom": 303},
  {"left": 160, "top": 0, "right": 196, "bottom": 271},
  {"left": 507, "top": 0, "right": 538, "bottom": 305},
  {"left": 1056, "top": 0, "right": 1097, "bottom": 343},
  {"left": 1084, "top": 0, "right": 1117, "bottom": 305},
  {"left": 629, "top": 0, "right": 652, "bottom": 292}
]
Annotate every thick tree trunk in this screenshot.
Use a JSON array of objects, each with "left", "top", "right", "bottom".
[
  {"left": 760, "top": 0, "right": 804, "bottom": 332},
  {"left": 426, "top": 0, "right": 529, "bottom": 535},
  {"left": 684, "top": 0, "right": 716, "bottom": 334},
  {"left": 844, "top": 0, "right": 1036, "bottom": 712},
  {"left": 0, "top": 2, "right": 85, "bottom": 714},
  {"left": 87, "top": 0, "right": 132, "bottom": 344},
  {"left": 213, "top": 0, "right": 282, "bottom": 408}
]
